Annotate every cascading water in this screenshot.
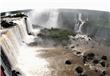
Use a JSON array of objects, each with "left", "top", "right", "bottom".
[
  {"left": 0, "top": 17, "right": 34, "bottom": 70},
  {"left": 0, "top": 28, "right": 21, "bottom": 67},
  {"left": 45, "top": 9, "right": 59, "bottom": 28},
  {"left": 77, "top": 13, "right": 85, "bottom": 33},
  {"left": 1, "top": 16, "right": 50, "bottom": 76},
  {"left": 74, "top": 13, "right": 88, "bottom": 33},
  {"left": 74, "top": 13, "right": 91, "bottom": 41},
  {"left": 13, "top": 18, "right": 29, "bottom": 40},
  {"left": 1, "top": 9, "right": 110, "bottom": 76},
  {"left": 31, "top": 9, "right": 59, "bottom": 28},
  {"left": 13, "top": 18, "right": 34, "bottom": 43}
]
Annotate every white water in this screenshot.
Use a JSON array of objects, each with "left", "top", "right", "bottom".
[
  {"left": 0, "top": 11, "right": 92, "bottom": 76},
  {"left": 13, "top": 18, "right": 34, "bottom": 43},
  {"left": 0, "top": 29, "right": 20, "bottom": 67},
  {"left": 45, "top": 9, "right": 59, "bottom": 28},
  {"left": 74, "top": 13, "right": 87, "bottom": 33},
  {"left": 1, "top": 17, "right": 51, "bottom": 76},
  {"left": 73, "top": 13, "right": 91, "bottom": 41},
  {"left": 74, "top": 34, "right": 92, "bottom": 41},
  {"left": 0, "top": 18, "right": 30, "bottom": 68},
  {"left": 16, "top": 46, "right": 50, "bottom": 76},
  {"left": 31, "top": 9, "right": 59, "bottom": 28}
]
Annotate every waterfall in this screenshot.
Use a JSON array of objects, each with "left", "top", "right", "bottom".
[
  {"left": 13, "top": 18, "right": 28, "bottom": 40},
  {"left": 78, "top": 21, "right": 85, "bottom": 33},
  {"left": 1, "top": 16, "right": 50, "bottom": 76},
  {"left": 0, "top": 32, "right": 19, "bottom": 67},
  {"left": 13, "top": 18, "right": 34, "bottom": 43},
  {"left": 0, "top": 17, "right": 34, "bottom": 69},
  {"left": 1, "top": 16, "right": 54, "bottom": 76},
  {"left": 31, "top": 9, "right": 59, "bottom": 29},
  {"left": 45, "top": 9, "right": 59, "bottom": 28},
  {"left": 74, "top": 13, "right": 87, "bottom": 33},
  {"left": 74, "top": 13, "right": 91, "bottom": 41}
]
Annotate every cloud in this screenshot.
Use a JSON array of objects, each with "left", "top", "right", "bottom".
[{"left": 0, "top": 0, "right": 110, "bottom": 12}]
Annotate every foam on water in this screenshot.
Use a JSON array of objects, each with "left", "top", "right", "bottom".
[{"left": 15, "top": 46, "right": 51, "bottom": 76}]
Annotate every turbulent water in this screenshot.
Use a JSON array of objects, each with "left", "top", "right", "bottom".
[
  {"left": 0, "top": 17, "right": 35, "bottom": 75},
  {"left": 1, "top": 9, "right": 110, "bottom": 76}
]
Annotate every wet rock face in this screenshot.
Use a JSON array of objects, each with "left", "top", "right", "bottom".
[{"left": 58, "top": 9, "right": 110, "bottom": 42}]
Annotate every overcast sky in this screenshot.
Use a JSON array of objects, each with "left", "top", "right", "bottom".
[{"left": 0, "top": 0, "right": 110, "bottom": 12}]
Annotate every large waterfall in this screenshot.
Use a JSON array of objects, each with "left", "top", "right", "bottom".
[
  {"left": 1, "top": 31, "right": 19, "bottom": 67},
  {"left": 0, "top": 17, "right": 34, "bottom": 72},
  {"left": 31, "top": 9, "right": 59, "bottom": 28},
  {"left": 1, "top": 16, "right": 50, "bottom": 76},
  {"left": 45, "top": 9, "right": 59, "bottom": 28},
  {"left": 1, "top": 9, "right": 110, "bottom": 76}
]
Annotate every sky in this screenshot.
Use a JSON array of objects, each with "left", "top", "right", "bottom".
[{"left": 0, "top": 0, "right": 110, "bottom": 12}]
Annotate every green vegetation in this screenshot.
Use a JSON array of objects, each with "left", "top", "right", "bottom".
[
  {"left": 1, "top": 13, "right": 27, "bottom": 18},
  {"left": 8, "top": 13, "right": 26, "bottom": 18},
  {"left": 12, "top": 13, "right": 27, "bottom": 17},
  {"left": 38, "top": 28, "right": 76, "bottom": 45}
]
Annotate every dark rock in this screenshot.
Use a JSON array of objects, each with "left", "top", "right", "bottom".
[
  {"left": 76, "top": 52, "right": 81, "bottom": 54},
  {"left": 1, "top": 20, "right": 16, "bottom": 28},
  {"left": 65, "top": 60, "right": 72, "bottom": 65},
  {"left": 100, "top": 71, "right": 107, "bottom": 76},
  {"left": 86, "top": 53, "right": 95, "bottom": 61},
  {"left": 28, "top": 41, "right": 38, "bottom": 46},
  {"left": 93, "top": 59, "right": 99, "bottom": 64},
  {"left": 12, "top": 70, "right": 21, "bottom": 76},
  {"left": 1, "top": 66, "right": 6, "bottom": 76},
  {"left": 82, "top": 53, "right": 95, "bottom": 63},
  {"left": 101, "top": 56, "right": 107, "bottom": 60},
  {"left": 76, "top": 44, "right": 79, "bottom": 46},
  {"left": 88, "top": 38, "right": 91, "bottom": 41},
  {"left": 28, "top": 33, "right": 32, "bottom": 35},
  {"left": 87, "top": 53, "right": 95, "bottom": 58},
  {"left": 100, "top": 61, "right": 106, "bottom": 67},
  {"left": 82, "top": 56, "right": 87, "bottom": 63},
  {"left": 102, "top": 71, "right": 106, "bottom": 75},
  {"left": 75, "top": 66, "right": 83, "bottom": 74},
  {"left": 71, "top": 46, "right": 75, "bottom": 48}
]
